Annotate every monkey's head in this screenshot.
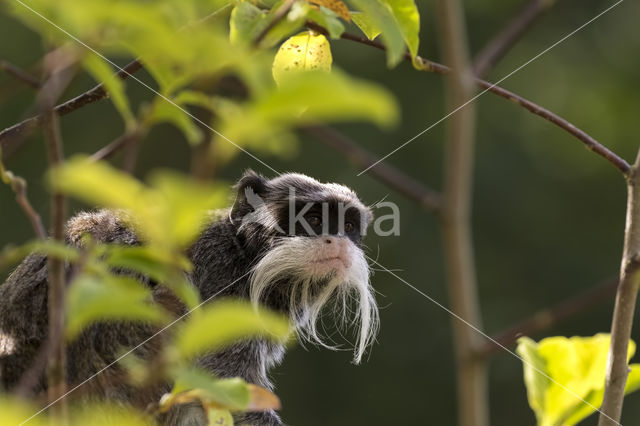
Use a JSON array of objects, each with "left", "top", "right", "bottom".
[{"left": 230, "top": 170, "right": 378, "bottom": 363}]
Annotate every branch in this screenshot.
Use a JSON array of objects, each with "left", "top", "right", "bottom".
[
  {"left": 0, "top": 59, "right": 40, "bottom": 89},
  {"left": 0, "top": 169, "right": 46, "bottom": 240},
  {"left": 90, "top": 130, "right": 141, "bottom": 162},
  {"left": 472, "top": 0, "right": 556, "bottom": 78},
  {"left": 253, "top": 0, "right": 296, "bottom": 46},
  {"left": 304, "top": 125, "right": 441, "bottom": 212},
  {"left": 38, "top": 53, "right": 73, "bottom": 420},
  {"left": 476, "top": 276, "right": 618, "bottom": 358},
  {"left": 599, "top": 169, "right": 640, "bottom": 424},
  {"left": 436, "top": 1, "right": 487, "bottom": 426},
  {"left": 306, "top": 23, "right": 631, "bottom": 176},
  {"left": 0, "top": 59, "right": 142, "bottom": 158}
]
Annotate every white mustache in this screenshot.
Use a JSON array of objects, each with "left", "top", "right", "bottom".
[{"left": 249, "top": 236, "right": 379, "bottom": 364}]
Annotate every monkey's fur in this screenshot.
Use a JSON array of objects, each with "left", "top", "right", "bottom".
[{"left": 0, "top": 171, "right": 378, "bottom": 425}]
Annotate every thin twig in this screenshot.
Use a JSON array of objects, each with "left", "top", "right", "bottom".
[
  {"left": 0, "top": 59, "right": 141, "bottom": 158},
  {"left": 306, "top": 23, "right": 631, "bottom": 176},
  {"left": 89, "top": 130, "right": 140, "bottom": 162},
  {"left": 473, "top": 0, "right": 556, "bottom": 78},
  {"left": 436, "top": 1, "right": 487, "bottom": 425},
  {"left": 0, "top": 170, "right": 47, "bottom": 240},
  {"left": 0, "top": 59, "right": 41, "bottom": 89},
  {"left": 253, "top": 0, "right": 297, "bottom": 46},
  {"left": 599, "top": 168, "right": 640, "bottom": 424},
  {"left": 304, "top": 125, "right": 441, "bottom": 212},
  {"left": 476, "top": 276, "right": 618, "bottom": 358}
]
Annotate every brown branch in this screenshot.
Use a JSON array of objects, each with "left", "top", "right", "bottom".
[
  {"left": 253, "top": 0, "right": 297, "bottom": 47},
  {"left": 599, "top": 168, "right": 640, "bottom": 424},
  {"left": 0, "top": 59, "right": 142, "bottom": 159},
  {"left": 38, "top": 54, "right": 73, "bottom": 420},
  {"left": 306, "top": 23, "right": 631, "bottom": 176},
  {"left": 0, "top": 59, "right": 40, "bottom": 89},
  {"left": 304, "top": 125, "right": 441, "bottom": 212},
  {"left": 476, "top": 276, "right": 618, "bottom": 358},
  {"left": 90, "top": 130, "right": 140, "bottom": 162},
  {"left": 472, "top": 0, "right": 556, "bottom": 78},
  {"left": 436, "top": 1, "right": 487, "bottom": 426},
  {"left": 0, "top": 171, "right": 47, "bottom": 240}
]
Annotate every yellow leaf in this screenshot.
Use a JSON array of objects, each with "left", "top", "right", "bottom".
[
  {"left": 247, "top": 384, "right": 282, "bottom": 411},
  {"left": 272, "top": 31, "right": 332, "bottom": 86},
  {"left": 307, "top": 0, "right": 351, "bottom": 21}
]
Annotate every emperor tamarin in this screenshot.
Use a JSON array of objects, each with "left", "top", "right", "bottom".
[{"left": 0, "top": 170, "right": 379, "bottom": 425}]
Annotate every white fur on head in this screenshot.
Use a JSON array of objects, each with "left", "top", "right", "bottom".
[{"left": 249, "top": 236, "right": 378, "bottom": 364}]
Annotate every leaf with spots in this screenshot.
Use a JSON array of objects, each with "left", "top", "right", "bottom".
[{"left": 272, "top": 31, "right": 332, "bottom": 85}]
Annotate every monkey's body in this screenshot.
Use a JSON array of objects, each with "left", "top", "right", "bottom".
[{"left": 0, "top": 171, "right": 377, "bottom": 426}]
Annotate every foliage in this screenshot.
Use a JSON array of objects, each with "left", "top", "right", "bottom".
[
  {"left": 0, "top": 0, "right": 416, "bottom": 424},
  {"left": 517, "top": 334, "right": 640, "bottom": 426}
]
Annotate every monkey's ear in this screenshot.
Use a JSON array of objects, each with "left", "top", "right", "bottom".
[
  {"left": 234, "top": 169, "right": 268, "bottom": 196},
  {"left": 231, "top": 169, "right": 269, "bottom": 218}
]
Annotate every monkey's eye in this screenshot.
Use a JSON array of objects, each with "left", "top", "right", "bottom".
[
  {"left": 307, "top": 214, "right": 322, "bottom": 228},
  {"left": 344, "top": 221, "right": 355, "bottom": 233}
]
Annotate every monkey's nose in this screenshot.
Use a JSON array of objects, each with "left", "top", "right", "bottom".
[{"left": 325, "top": 238, "right": 332, "bottom": 244}]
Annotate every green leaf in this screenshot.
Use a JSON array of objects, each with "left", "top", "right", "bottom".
[
  {"left": 50, "top": 157, "right": 228, "bottom": 250},
  {"left": 171, "top": 299, "right": 291, "bottom": 361},
  {"left": 0, "top": 398, "right": 48, "bottom": 426},
  {"left": 66, "top": 273, "right": 169, "bottom": 340},
  {"left": 82, "top": 54, "right": 135, "bottom": 129},
  {"left": 230, "top": 1, "right": 267, "bottom": 45},
  {"left": 148, "top": 171, "right": 228, "bottom": 247},
  {"left": 258, "top": 69, "right": 399, "bottom": 128},
  {"left": 50, "top": 156, "right": 147, "bottom": 213},
  {"left": 161, "top": 366, "right": 281, "bottom": 416},
  {"left": 102, "top": 245, "right": 200, "bottom": 309},
  {"left": 170, "top": 367, "right": 251, "bottom": 410},
  {"left": 69, "top": 402, "right": 155, "bottom": 426},
  {"left": 306, "top": 5, "right": 345, "bottom": 39},
  {"left": 272, "top": 31, "right": 333, "bottom": 86},
  {"left": 207, "top": 408, "right": 234, "bottom": 426},
  {"left": 516, "top": 334, "right": 640, "bottom": 426},
  {"left": 348, "top": 0, "right": 406, "bottom": 67},
  {"left": 382, "top": 0, "right": 420, "bottom": 60},
  {"left": 147, "top": 98, "right": 202, "bottom": 145},
  {"left": 351, "top": 11, "right": 381, "bottom": 40}
]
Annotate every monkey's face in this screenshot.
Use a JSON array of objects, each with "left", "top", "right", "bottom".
[{"left": 232, "top": 171, "right": 378, "bottom": 363}]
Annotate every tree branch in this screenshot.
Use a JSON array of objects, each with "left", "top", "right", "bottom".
[
  {"left": 599, "top": 163, "right": 640, "bottom": 424},
  {"left": 0, "top": 59, "right": 142, "bottom": 158},
  {"left": 0, "top": 168, "right": 46, "bottom": 240},
  {"left": 0, "top": 59, "right": 40, "bottom": 89},
  {"left": 436, "top": 1, "right": 487, "bottom": 426},
  {"left": 306, "top": 23, "right": 631, "bottom": 176},
  {"left": 37, "top": 53, "right": 74, "bottom": 420},
  {"left": 89, "top": 130, "right": 141, "bottom": 162},
  {"left": 304, "top": 125, "right": 441, "bottom": 212},
  {"left": 253, "top": 0, "right": 297, "bottom": 46},
  {"left": 472, "top": 0, "right": 556, "bottom": 78},
  {"left": 476, "top": 276, "right": 618, "bottom": 358}
]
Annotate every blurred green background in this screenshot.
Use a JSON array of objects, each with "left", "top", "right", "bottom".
[{"left": 2, "top": 0, "right": 640, "bottom": 424}]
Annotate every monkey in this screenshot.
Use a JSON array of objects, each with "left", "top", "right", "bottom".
[{"left": 0, "top": 170, "right": 379, "bottom": 425}]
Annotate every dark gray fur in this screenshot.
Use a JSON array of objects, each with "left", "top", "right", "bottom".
[{"left": 0, "top": 171, "right": 371, "bottom": 425}]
